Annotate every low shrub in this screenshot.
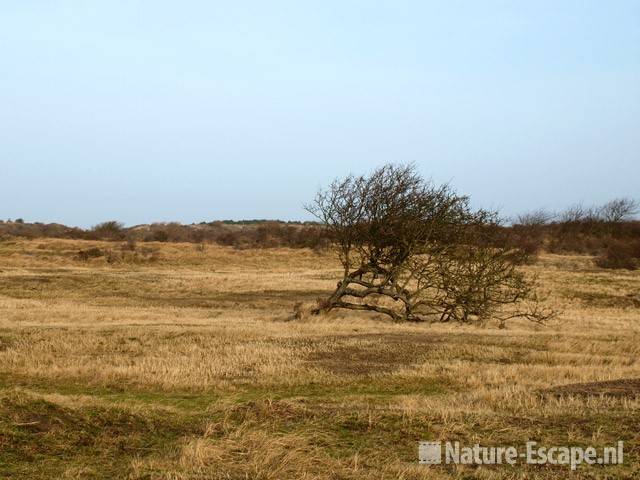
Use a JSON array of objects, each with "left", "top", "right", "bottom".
[
  {"left": 90, "top": 221, "right": 125, "bottom": 240},
  {"left": 77, "top": 247, "right": 105, "bottom": 261},
  {"left": 595, "top": 239, "right": 640, "bottom": 270}
]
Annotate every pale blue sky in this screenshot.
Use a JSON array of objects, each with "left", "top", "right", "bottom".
[{"left": 1, "top": 1, "right": 639, "bottom": 227}]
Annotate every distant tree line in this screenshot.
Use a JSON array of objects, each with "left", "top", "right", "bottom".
[
  {"left": 505, "top": 198, "right": 640, "bottom": 269},
  {"left": 0, "top": 219, "right": 329, "bottom": 250},
  {"left": 1, "top": 196, "right": 638, "bottom": 269}
]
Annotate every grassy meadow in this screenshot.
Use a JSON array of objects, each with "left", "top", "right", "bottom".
[{"left": 0, "top": 238, "right": 638, "bottom": 479}]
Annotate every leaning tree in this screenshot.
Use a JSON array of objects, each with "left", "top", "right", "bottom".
[{"left": 306, "top": 164, "right": 553, "bottom": 324}]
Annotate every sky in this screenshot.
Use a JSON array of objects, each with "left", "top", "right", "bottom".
[{"left": 1, "top": 1, "right": 639, "bottom": 227}]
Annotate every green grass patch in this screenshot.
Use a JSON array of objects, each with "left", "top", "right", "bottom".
[{"left": 0, "top": 390, "right": 200, "bottom": 479}]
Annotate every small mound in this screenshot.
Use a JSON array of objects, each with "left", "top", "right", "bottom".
[{"left": 545, "top": 378, "right": 640, "bottom": 398}]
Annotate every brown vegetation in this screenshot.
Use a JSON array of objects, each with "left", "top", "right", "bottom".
[
  {"left": 2, "top": 196, "right": 638, "bottom": 270},
  {"left": 0, "top": 238, "right": 638, "bottom": 478},
  {"left": 545, "top": 378, "right": 640, "bottom": 398},
  {"left": 0, "top": 219, "right": 329, "bottom": 250}
]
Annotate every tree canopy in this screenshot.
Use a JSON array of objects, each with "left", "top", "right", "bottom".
[{"left": 307, "top": 164, "right": 552, "bottom": 324}]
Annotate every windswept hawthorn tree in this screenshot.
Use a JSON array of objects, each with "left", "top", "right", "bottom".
[{"left": 306, "top": 164, "right": 552, "bottom": 324}]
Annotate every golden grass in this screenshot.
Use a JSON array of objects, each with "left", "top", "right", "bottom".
[{"left": 0, "top": 238, "right": 638, "bottom": 479}]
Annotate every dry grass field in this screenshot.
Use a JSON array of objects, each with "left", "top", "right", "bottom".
[{"left": 0, "top": 238, "right": 638, "bottom": 479}]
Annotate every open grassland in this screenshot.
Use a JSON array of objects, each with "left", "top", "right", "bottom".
[{"left": 0, "top": 238, "right": 638, "bottom": 479}]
